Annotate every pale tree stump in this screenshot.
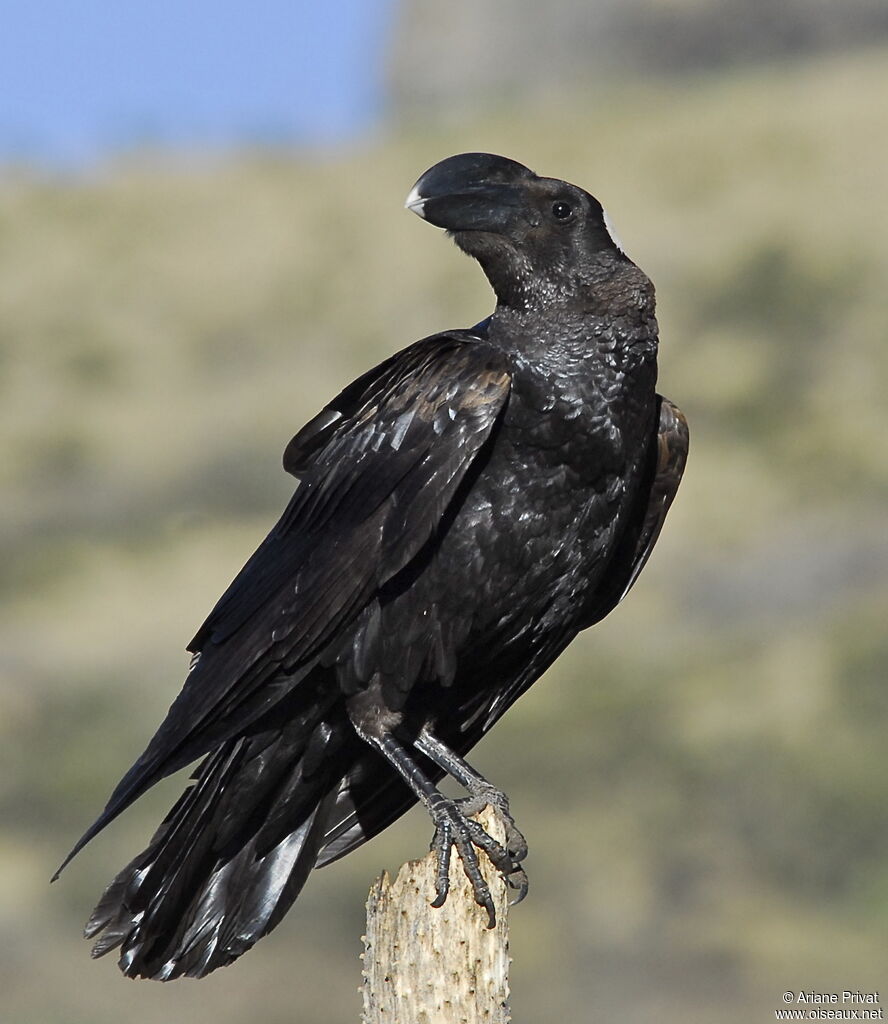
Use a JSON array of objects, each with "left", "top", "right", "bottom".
[{"left": 361, "top": 806, "right": 511, "bottom": 1023}]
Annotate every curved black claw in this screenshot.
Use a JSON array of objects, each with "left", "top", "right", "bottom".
[{"left": 505, "top": 865, "right": 529, "bottom": 905}]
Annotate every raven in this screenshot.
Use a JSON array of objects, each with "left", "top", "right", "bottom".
[{"left": 56, "top": 152, "right": 688, "bottom": 979}]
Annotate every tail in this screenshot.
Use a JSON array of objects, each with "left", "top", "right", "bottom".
[{"left": 84, "top": 721, "right": 343, "bottom": 980}]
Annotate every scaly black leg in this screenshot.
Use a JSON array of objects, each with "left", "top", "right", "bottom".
[
  {"left": 348, "top": 710, "right": 509, "bottom": 925},
  {"left": 382, "top": 731, "right": 504, "bottom": 925},
  {"left": 416, "top": 727, "right": 529, "bottom": 904},
  {"left": 345, "top": 682, "right": 530, "bottom": 923}
]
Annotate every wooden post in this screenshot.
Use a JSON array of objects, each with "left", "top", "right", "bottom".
[{"left": 361, "top": 806, "right": 511, "bottom": 1023}]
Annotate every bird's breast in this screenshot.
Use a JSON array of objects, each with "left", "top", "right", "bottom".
[
  {"left": 501, "top": 341, "right": 656, "bottom": 485},
  {"left": 437, "top": 351, "right": 656, "bottom": 637}
]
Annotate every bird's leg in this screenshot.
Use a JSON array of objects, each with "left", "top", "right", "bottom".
[
  {"left": 416, "top": 727, "right": 529, "bottom": 903},
  {"left": 347, "top": 695, "right": 511, "bottom": 926},
  {"left": 379, "top": 731, "right": 507, "bottom": 926}
]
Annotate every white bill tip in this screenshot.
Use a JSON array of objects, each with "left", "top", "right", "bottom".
[{"left": 404, "top": 184, "right": 427, "bottom": 217}]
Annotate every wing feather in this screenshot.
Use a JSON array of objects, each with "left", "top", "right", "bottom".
[
  {"left": 58, "top": 332, "right": 510, "bottom": 873},
  {"left": 580, "top": 394, "right": 689, "bottom": 627}
]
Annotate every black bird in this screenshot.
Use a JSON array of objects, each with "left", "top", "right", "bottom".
[{"left": 56, "top": 152, "right": 688, "bottom": 980}]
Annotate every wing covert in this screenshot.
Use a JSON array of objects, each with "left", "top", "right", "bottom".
[
  {"left": 192, "top": 332, "right": 510, "bottom": 652},
  {"left": 163, "top": 334, "right": 511, "bottom": 766},
  {"left": 62, "top": 333, "right": 511, "bottom": 864}
]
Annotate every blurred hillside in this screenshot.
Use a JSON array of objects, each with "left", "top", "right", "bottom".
[
  {"left": 389, "top": 0, "right": 888, "bottom": 114},
  {"left": 2, "top": 46, "right": 888, "bottom": 1024}
]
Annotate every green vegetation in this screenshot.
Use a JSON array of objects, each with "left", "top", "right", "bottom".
[{"left": 3, "top": 47, "right": 887, "bottom": 1023}]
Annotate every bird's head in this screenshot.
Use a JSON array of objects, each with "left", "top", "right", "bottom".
[{"left": 406, "top": 152, "right": 630, "bottom": 311}]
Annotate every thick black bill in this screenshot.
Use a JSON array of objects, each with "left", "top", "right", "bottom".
[{"left": 406, "top": 152, "right": 535, "bottom": 233}]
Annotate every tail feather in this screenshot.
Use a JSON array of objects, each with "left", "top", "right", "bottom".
[
  {"left": 316, "top": 750, "right": 420, "bottom": 867},
  {"left": 85, "top": 723, "right": 342, "bottom": 980}
]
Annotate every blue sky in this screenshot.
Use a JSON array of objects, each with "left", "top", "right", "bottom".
[{"left": 0, "top": 0, "right": 396, "bottom": 166}]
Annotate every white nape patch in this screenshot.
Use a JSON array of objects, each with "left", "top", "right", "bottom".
[
  {"left": 404, "top": 184, "right": 427, "bottom": 218},
  {"left": 602, "top": 207, "right": 626, "bottom": 254}
]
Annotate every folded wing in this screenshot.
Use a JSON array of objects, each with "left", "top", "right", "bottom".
[{"left": 56, "top": 332, "right": 511, "bottom": 876}]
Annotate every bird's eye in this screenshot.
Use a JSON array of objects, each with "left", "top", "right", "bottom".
[{"left": 551, "top": 201, "right": 573, "bottom": 221}]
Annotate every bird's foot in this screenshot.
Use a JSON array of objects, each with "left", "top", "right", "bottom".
[
  {"left": 427, "top": 794, "right": 527, "bottom": 926},
  {"left": 457, "top": 784, "right": 529, "bottom": 905}
]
